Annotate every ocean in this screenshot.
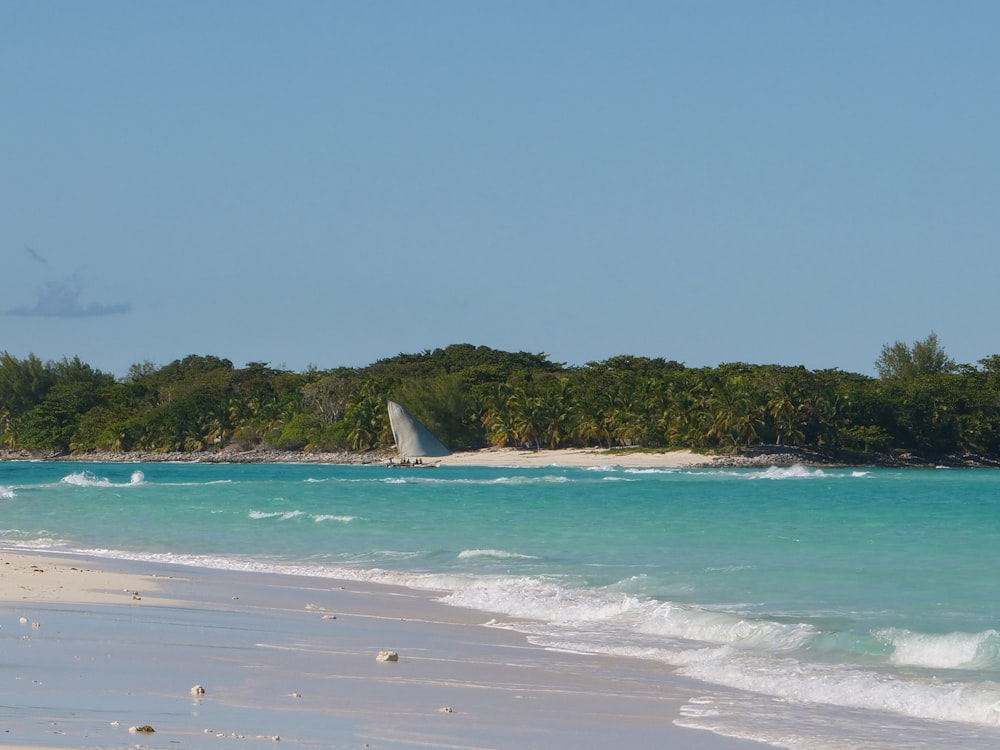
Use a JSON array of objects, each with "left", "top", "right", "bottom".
[{"left": 2, "top": 460, "right": 999, "bottom": 749}]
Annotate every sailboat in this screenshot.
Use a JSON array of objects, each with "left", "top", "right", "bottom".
[{"left": 385, "top": 400, "right": 450, "bottom": 468}]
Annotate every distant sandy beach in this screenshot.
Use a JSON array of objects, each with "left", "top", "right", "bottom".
[
  {"left": 441, "top": 446, "right": 713, "bottom": 468},
  {"left": 1, "top": 548, "right": 771, "bottom": 750},
  {"left": 1, "top": 445, "right": 823, "bottom": 469}
]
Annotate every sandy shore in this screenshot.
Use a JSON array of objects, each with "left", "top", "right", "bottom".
[
  {"left": 441, "top": 447, "right": 713, "bottom": 468},
  {"left": 2, "top": 445, "right": 827, "bottom": 469},
  {"left": 1, "top": 548, "right": 772, "bottom": 750},
  {"left": 1, "top": 551, "right": 171, "bottom": 605}
]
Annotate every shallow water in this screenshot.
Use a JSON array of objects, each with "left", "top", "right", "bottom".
[{"left": 3, "top": 460, "right": 999, "bottom": 748}]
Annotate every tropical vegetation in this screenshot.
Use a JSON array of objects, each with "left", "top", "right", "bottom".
[{"left": 3, "top": 335, "right": 1000, "bottom": 463}]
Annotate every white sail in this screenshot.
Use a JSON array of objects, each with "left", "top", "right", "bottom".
[{"left": 387, "top": 401, "right": 451, "bottom": 458}]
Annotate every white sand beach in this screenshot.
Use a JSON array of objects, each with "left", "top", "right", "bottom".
[
  {"left": 1, "top": 548, "right": 772, "bottom": 750},
  {"left": 441, "top": 447, "right": 713, "bottom": 469}
]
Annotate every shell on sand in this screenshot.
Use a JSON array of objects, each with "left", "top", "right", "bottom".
[{"left": 376, "top": 650, "right": 399, "bottom": 662}]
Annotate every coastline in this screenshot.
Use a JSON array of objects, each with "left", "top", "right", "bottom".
[
  {"left": 8, "top": 437, "right": 996, "bottom": 468},
  {"left": 1, "top": 547, "right": 772, "bottom": 750},
  {"left": 0, "top": 445, "right": 839, "bottom": 469}
]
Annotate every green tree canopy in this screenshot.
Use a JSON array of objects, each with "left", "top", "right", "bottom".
[
  {"left": 875, "top": 332, "right": 955, "bottom": 381},
  {"left": 0, "top": 352, "right": 56, "bottom": 417},
  {"left": 7, "top": 342, "right": 1000, "bottom": 463}
]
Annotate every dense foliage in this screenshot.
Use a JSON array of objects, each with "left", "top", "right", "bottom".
[{"left": 3, "top": 339, "right": 1000, "bottom": 462}]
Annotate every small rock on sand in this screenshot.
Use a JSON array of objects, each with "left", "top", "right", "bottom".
[{"left": 376, "top": 650, "right": 399, "bottom": 662}]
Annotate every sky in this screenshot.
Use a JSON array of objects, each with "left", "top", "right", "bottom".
[{"left": 2, "top": 1, "right": 998, "bottom": 378}]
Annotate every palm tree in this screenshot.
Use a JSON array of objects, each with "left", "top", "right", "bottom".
[
  {"left": 508, "top": 386, "right": 544, "bottom": 450},
  {"left": 538, "top": 377, "right": 574, "bottom": 449},
  {"left": 671, "top": 377, "right": 712, "bottom": 448},
  {"left": 479, "top": 382, "right": 516, "bottom": 447},
  {"left": 572, "top": 395, "right": 611, "bottom": 448},
  {"left": 343, "top": 398, "right": 378, "bottom": 451},
  {"left": 767, "top": 381, "right": 804, "bottom": 446},
  {"left": 340, "top": 378, "right": 385, "bottom": 451},
  {"left": 707, "top": 385, "right": 762, "bottom": 450}
]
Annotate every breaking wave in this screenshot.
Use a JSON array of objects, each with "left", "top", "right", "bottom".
[
  {"left": 877, "top": 627, "right": 1000, "bottom": 670},
  {"left": 752, "top": 465, "right": 827, "bottom": 480},
  {"left": 61, "top": 470, "right": 145, "bottom": 488},
  {"left": 249, "top": 509, "right": 305, "bottom": 521},
  {"left": 457, "top": 549, "right": 538, "bottom": 560}
]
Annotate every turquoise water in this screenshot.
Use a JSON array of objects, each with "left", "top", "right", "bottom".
[{"left": 3, "top": 460, "right": 1000, "bottom": 749}]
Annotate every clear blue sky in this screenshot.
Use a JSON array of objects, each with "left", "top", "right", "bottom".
[{"left": 3, "top": 1, "right": 998, "bottom": 378}]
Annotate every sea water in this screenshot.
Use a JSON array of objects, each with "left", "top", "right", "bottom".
[{"left": 2, "top": 460, "right": 999, "bottom": 749}]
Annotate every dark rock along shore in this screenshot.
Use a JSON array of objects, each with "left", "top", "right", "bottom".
[{"left": 0, "top": 446, "right": 387, "bottom": 465}]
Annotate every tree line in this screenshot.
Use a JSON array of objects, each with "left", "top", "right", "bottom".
[{"left": 3, "top": 336, "right": 1000, "bottom": 462}]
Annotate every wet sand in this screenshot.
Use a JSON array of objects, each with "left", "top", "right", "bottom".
[{"left": 1, "top": 549, "right": 772, "bottom": 749}]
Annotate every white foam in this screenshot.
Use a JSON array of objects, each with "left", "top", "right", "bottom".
[
  {"left": 313, "top": 514, "right": 355, "bottom": 523},
  {"left": 50, "top": 542, "right": 1000, "bottom": 733},
  {"left": 61, "top": 470, "right": 145, "bottom": 488},
  {"left": 1, "top": 535, "right": 70, "bottom": 548},
  {"left": 492, "top": 475, "right": 571, "bottom": 485},
  {"left": 248, "top": 509, "right": 305, "bottom": 521},
  {"left": 639, "top": 601, "right": 817, "bottom": 650},
  {"left": 0, "top": 486, "right": 15, "bottom": 500},
  {"left": 440, "top": 575, "right": 643, "bottom": 623},
  {"left": 374, "top": 474, "right": 582, "bottom": 487},
  {"left": 675, "top": 646, "right": 1000, "bottom": 728},
  {"left": 457, "top": 549, "right": 538, "bottom": 560},
  {"left": 429, "top": 575, "right": 1000, "bottom": 728},
  {"left": 877, "top": 627, "right": 1000, "bottom": 670},
  {"left": 163, "top": 479, "right": 233, "bottom": 486},
  {"left": 249, "top": 510, "right": 282, "bottom": 519},
  {"left": 426, "top": 574, "right": 814, "bottom": 655},
  {"left": 752, "top": 465, "right": 826, "bottom": 480}
]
